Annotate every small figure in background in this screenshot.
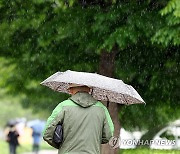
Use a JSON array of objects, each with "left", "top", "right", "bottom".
[
  {"left": 6, "top": 125, "right": 19, "bottom": 154},
  {"left": 28, "top": 119, "right": 45, "bottom": 154},
  {"left": 32, "top": 129, "right": 41, "bottom": 154}
]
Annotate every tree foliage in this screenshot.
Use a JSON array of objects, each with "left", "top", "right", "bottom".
[
  {"left": 0, "top": 0, "right": 179, "bottom": 130},
  {"left": 152, "top": 0, "right": 180, "bottom": 45}
]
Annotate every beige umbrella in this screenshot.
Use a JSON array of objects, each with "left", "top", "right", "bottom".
[{"left": 40, "top": 70, "right": 145, "bottom": 105}]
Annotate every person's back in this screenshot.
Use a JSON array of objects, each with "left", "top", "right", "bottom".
[
  {"left": 8, "top": 130, "right": 19, "bottom": 146},
  {"left": 7, "top": 126, "right": 19, "bottom": 154},
  {"left": 43, "top": 91, "right": 114, "bottom": 154},
  {"left": 32, "top": 130, "right": 41, "bottom": 153}
]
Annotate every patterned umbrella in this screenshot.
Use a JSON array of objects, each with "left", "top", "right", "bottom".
[{"left": 40, "top": 70, "right": 145, "bottom": 105}]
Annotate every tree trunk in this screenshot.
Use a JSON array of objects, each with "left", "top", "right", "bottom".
[{"left": 99, "top": 48, "right": 120, "bottom": 154}]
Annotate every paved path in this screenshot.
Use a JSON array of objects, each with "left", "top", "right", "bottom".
[{"left": 23, "top": 150, "right": 58, "bottom": 154}]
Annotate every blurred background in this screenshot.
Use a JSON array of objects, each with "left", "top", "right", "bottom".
[{"left": 0, "top": 0, "right": 179, "bottom": 154}]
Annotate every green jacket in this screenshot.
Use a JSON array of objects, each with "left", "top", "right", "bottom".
[{"left": 43, "top": 92, "right": 114, "bottom": 154}]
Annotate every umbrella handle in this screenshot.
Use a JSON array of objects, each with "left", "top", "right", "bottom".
[
  {"left": 107, "top": 101, "right": 109, "bottom": 108},
  {"left": 106, "top": 95, "right": 110, "bottom": 109},
  {"left": 90, "top": 88, "right": 93, "bottom": 95},
  {"left": 91, "top": 89, "right": 109, "bottom": 108}
]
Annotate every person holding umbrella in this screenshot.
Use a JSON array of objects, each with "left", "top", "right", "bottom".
[
  {"left": 42, "top": 70, "right": 145, "bottom": 153},
  {"left": 43, "top": 83, "right": 114, "bottom": 154},
  {"left": 27, "top": 119, "right": 45, "bottom": 154}
]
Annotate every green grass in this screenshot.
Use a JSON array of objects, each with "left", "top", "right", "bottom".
[
  {"left": 0, "top": 140, "right": 9, "bottom": 154},
  {"left": 121, "top": 148, "right": 180, "bottom": 154},
  {"left": 1, "top": 140, "right": 179, "bottom": 154},
  {"left": 0, "top": 139, "right": 54, "bottom": 154}
]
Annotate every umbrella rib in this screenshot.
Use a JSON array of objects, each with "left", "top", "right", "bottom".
[{"left": 122, "top": 94, "right": 129, "bottom": 105}]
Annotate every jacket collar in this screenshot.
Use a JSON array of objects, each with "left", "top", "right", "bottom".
[{"left": 69, "top": 92, "right": 97, "bottom": 107}]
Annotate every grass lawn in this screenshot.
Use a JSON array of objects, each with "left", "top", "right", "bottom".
[
  {"left": 0, "top": 139, "right": 54, "bottom": 154},
  {"left": 121, "top": 148, "right": 180, "bottom": 154},
  {"left": 1, "top": 140, "right": 179, "bottom": 154}
]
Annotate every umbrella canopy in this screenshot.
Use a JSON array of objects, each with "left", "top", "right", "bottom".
[
  {"left": 40, "top": 70, "right": 145, "bottom": 105},
  {"left": 7, "top": 119, "right": 18, "bottom": 127},
  {"left": 6, "top": 118, "right": 26, "bottom": 127},
  {"left": 27, "top": 119, "right": 45, "bottom": 134}
]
